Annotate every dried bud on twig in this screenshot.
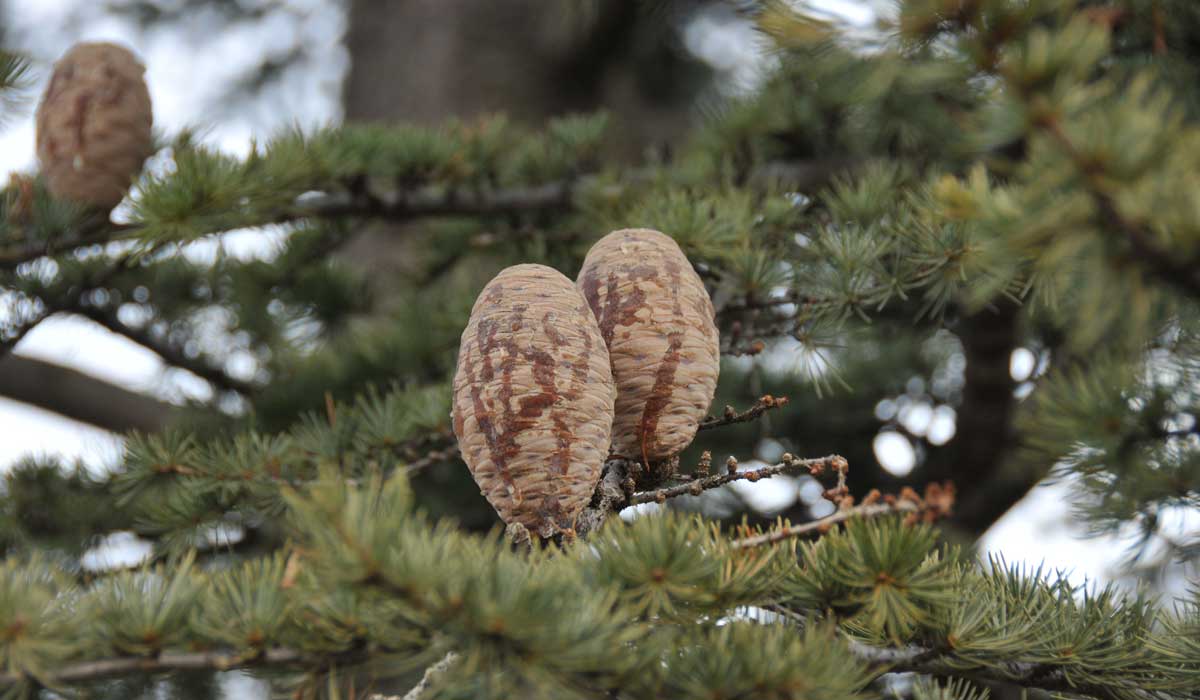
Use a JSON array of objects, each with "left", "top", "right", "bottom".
[
  {"left": 453, "top": 264, "right": 615, "bottom": 539},
  {"left": 36, "top": 42, "right": 155, "bottom": 211},
  {"left": 577, "top": 229, "right": 720, "bottom": 464}
]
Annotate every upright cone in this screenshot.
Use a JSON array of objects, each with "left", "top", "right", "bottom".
[
  {"left": 36, "top": 42, "right": 154, "bottom": 211},
  {"left": 577, "top": 228, "right": 720, "bottom": 463},
  {"left": 453, "top": 264, "right": 616, "bottom": 538}
]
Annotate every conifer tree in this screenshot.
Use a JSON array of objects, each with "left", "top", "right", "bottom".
[{"left": 0, "top": 1, "right": 1198, "bottom": 699}]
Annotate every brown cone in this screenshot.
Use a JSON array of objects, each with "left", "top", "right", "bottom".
[
  {"left": 577, "top": 229, "right": 720, "bottom": 463},
  {"left": 452, "top": 264, "right": 615, "bottom": 538},
  {"left": 36, "top": 42, "right": 154, "bottom": 211}
]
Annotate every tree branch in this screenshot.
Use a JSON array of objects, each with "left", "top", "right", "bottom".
[
  {"left": 1, "top": 158, "right": 855, "bottom": 272},
  {"left": 66, "top": 304, "right": 256, "bottom": 395},
  {"left": 0, "top": 219, "right": 128, "bottom": 269},
  {"left": 697, "top": 395, "right": 790, "bottom": 432},
  {"left": 0, "top": 354, "right": 178, "bottom": 433},
  {"left": 731, "top": 482, "right": 955, "bottom": 549},
  {"left": 1043, "top": 118, "right": 1200, "bottom": 299},
  {"left": 631, "top": 453, "right": 844, "bottom": 505},
  {"left": 387, "top": 651, "right": 458, "bottom": 700},
  {"left": 0, "top": 647, "right": 367, "bottom": 688},
  {"left": 850, "top": 642, "right": 1130, "bottom": 700}
]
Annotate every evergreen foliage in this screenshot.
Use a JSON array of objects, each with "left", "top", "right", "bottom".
[{"left": 0, "top": 0, "right": 1197, "bottom": 697}]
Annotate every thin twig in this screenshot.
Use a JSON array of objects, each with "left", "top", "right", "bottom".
[
  {"left": 68, "top": 303, "right": 256, "bottom": 394},
  {"left": 697, "top": 395, "right": 789, "bottom": 432},
  {"left": 390, "top": 651, "right": 458, "bottom": 700},
  {"left": 730, "top": 481, "right": 956, "bottom": 549},
  {"left": 730, "top": 501, "right": 918, "bottom": 549},
  {"left": 404, "top": 445, "right": 461, "bottom": 474},
  {"left": 630, "top": 454, "right": 844, "bottom": 505},
  {"left": 0, "top": 248, "right": 141, "bottom": 361}
]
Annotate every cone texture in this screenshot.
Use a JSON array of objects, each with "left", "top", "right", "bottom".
[
  {"left": 578, "top": 229, "right": 720, "bottom": 462},
  {"left": 36, "top": 42, "right": 154, "bottom": 210},
  {"left": 453, "top": 264, "right": 615, "bottom": 537}
]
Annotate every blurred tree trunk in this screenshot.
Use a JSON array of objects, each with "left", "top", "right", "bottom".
[
  {"left": 342, "top": 0, "right": 702, "bottom": 146},
  {"left": 339, "top": 0, "right": 708, "bottom": 302}
]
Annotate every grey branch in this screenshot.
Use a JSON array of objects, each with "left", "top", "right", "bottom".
[
  {"left": 0, "top": 647, "right": 322, "bottom": 687},
  {"left": 573, "top": 453, "right": 848, "bottom": 537},
  {"left": 389, "top": 651, "right": 459, "bottom": 700},
  {"left": 0, "top": 354, "right": 178, "bottom": 433},
  {"left": 68, "top": 304, "right": 256, "bottom": 395},
  {"left": 696, "top": 395, "right": 789, "bottom": 432},
  {"left": 631, "top": 454, "right": 843, "bottom": 505},
  {"left": 849, "top": 641, "right": 1130, "bottom": 700},
  {"left": 0, "top": 158, "right": 854, "bottom": 271},
  {"left": 730, "top": 501, "right": 917, "bottom": 549}
]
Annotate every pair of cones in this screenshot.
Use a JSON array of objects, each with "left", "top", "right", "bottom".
[{"left": 452, "top": 229, "right": 721, "bottom": 539}]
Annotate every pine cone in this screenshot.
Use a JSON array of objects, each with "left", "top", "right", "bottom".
[
  {"left": 35, "top": 42, "right": 154, "bottom": 211},
  {"left": 453, "top": 264, "right": 616, "bottom": 538},
  {"left": 577, "top": 229, "right": 720, "bottom": 463}
]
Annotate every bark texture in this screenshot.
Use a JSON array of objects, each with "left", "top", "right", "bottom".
[{"left": 0, "top": 354, "right": 176, "bottom": 433}]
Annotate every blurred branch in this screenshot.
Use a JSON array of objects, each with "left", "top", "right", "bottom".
[
  {"left": 0, "top": 647, "right": 362, "bottom": 688},
  {"left": 0, "top": 220, "right": 128, "bottom": 269},
  {"left": 0, "top": 354, "right": 177, "bottom": 433},
  {"left": 66, "top": 304, "right": 256, "bottom": 395},
  {"left": 1043, "top": 119, "right": 1200, "bottom": 299},
  {"left": 1, "top": 157, "right": 855, "bottom": 272},
  {"left": 849, "top": 643, "right": 1127, "bottom": 700}
]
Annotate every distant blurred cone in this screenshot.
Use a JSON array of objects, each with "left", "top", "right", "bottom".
[{"left": 36, "top": 42, "right": 154, "bottom": 211}]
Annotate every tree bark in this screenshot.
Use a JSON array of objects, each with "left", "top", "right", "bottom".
[
  {"left": 0, "top": 354, "right": 177, "bottom": 433},
  {"left": 925, "top": 301, "right": 1032, "bottom": 537},
  {"left": 342, "top": 0, "right": 701, "bottom": 148}
]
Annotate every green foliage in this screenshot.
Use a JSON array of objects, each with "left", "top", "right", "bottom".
[
  {"left": 781, "top": 518, "right": 957, "bottom": 642},
  {"left": 0, "top": 476, "right": 1193, "bottom": 698},
  {"left": 4, "top": 0, "right": 1200, "bottom": 697}
]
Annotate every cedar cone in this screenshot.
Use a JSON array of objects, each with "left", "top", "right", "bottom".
[
  {"left": 36, "top": 42, "right": 154, "bottom": 211},
  {"left": 452, "top": 264, "right": 616, "bottom": 538},
  {"left": 577, "top": 228, "right": 720, "bottom": 464}
]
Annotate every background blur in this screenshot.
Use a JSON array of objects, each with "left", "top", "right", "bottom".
[{"left": 0, "top": 0, "right": 1131, "bottom": 583}]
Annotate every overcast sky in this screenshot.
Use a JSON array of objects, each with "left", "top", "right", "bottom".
[{"left": 0, "top": 0, "right": 1145, "bottom": 588}]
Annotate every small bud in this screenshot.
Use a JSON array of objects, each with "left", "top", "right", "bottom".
[{"left": 726, "top": 456, "right": 739, "bottom": 474}]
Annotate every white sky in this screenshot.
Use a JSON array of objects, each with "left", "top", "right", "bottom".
[{"left": 0, "top": 0, "right": 1152, "bottom": 589}]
